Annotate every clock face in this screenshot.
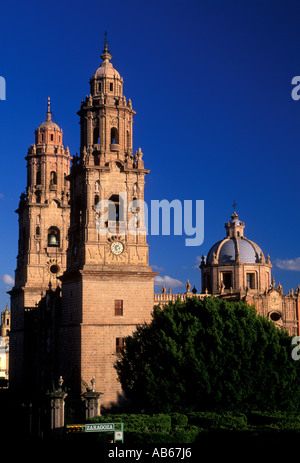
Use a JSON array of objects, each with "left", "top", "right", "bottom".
[{"left": 111, "top": 241, "right": 124, "bottom": 255}]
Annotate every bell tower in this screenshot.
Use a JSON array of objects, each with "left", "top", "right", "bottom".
[
  {"left": 9, "top": 99, "right": 71, "bottom": 395},
  {"left": 59, "top": 40, "right": 156, "bottom": 407}
]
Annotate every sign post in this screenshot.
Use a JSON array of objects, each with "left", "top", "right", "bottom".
[{"left": 114, "top": 423, "right": 124, "bottom": 443}]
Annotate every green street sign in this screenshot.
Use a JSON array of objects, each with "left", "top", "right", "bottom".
[{"left": 85, "top": 423, "right": 114, "bottom": 432}]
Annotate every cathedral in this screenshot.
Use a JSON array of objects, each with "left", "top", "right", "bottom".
[
  {"left": 9, "top": 40, "right": 156, "bottom": 410},
  {"left": 8, "top": 39, "right": 300, "bottom": 422}
]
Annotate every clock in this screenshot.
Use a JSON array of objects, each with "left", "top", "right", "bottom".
[{"left": 111, "top": 241, "right": 124, "bottom": 255}]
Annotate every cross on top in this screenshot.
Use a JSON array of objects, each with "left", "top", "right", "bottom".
[{"left": 232, "top": 200, "right": 237, "bottom": 212}]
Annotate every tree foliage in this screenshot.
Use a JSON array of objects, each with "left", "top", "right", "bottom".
[{"left": 115, "top": 297, "right": 300, "bottom": 413}]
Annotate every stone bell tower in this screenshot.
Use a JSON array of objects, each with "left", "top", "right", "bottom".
[
  {"left": 9, "top": 100, "right": 71, "bottom": 395},
  {"left": 59, "top": 39, "right": 156, "bottom": 408}
]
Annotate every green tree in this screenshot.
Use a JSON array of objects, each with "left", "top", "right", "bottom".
[{"left": 115, "top": 297, "right": 300, "bottom": 413}]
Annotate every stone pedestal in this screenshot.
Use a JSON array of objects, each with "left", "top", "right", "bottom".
[
  {"left": 47, "top": 376, "right": 68, "bottom": 434},
  {"left": 82, "top": 391, "right": 103, "bottom": 420},
  {"left": 49, "top": 390, "right": 68, "bottom": 430}
]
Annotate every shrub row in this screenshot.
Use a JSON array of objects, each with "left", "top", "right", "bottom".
[{"left": 86, "top": 411, "right": 300, "bottom": 444}]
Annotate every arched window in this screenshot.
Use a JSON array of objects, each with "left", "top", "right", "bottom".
[
  {"left": 36, "top": 170, "right": 41, "bottom": 185},
  {"left": 221, "top": 271, "right": 232, "bottom": 290},
  {"left": 50, "top": 171, "right": 57, "bottom": 186},
  {"left": 246, "top": 272, "right": 256, "bottom": 289},
  {"left": 108, "top": 194, "right": 124, "bottom": 222},
  {"left": 93, "top": 127, "right": 100, "bottom": 145},
  {"left": 111, "top": 128, "right": 119, "bottom": 145},
  {"left": 47, "top": 227, "right": 60, "bottom": 247},
  {"left": 93, "top": 153, "right": 100, "bottom": 166}
]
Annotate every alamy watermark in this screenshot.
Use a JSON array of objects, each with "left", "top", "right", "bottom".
[
  {"left": 95, "top": 194, "right": 204, "bottom": 246},
  {"left": 0, "top": 76, "right": 6, "bottom": 100},
  {"left": 291, "top": 336, "right": 300, "bottom": 360}
]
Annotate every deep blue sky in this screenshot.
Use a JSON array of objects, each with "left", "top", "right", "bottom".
[{"left": 1, "top": 0, "right": 300, "bottom": 308}]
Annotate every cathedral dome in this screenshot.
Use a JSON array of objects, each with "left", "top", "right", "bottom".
[
  {"left": 207, "top": 236, "right": 264, "bottom": 264},
  {"left": 93, "top": 42, "right": 121, "bottom": 80},
  {"left": 37, "top": 98, "right": 61, "bottom": 131},
  {"left": 206, "top": 210, "right": 265, "bottom": 265},
  {"left": 38, "top": 119, "right": 60, "bottom": 131},
  {"left": 93, "top": 61, "right": 121, "bottom": 80}
]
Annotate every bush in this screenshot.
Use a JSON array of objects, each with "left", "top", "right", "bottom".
[
  {"left": 246, "top": 411, "right": 300, "bottom": 431},
  {"left": 85, "top": 410, "right": 300, "bottom": 444},
  {"left": 187, "top": 411, "right": 247, "bottom": 430},
  {"left": 170, "top": 412, "right": 188, "bottom": 426}
]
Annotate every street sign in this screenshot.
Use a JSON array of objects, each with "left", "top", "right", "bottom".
[
  {"left": 114, "top": 430, "right": 123, "bottom": 441},
  {"left": 85, "top": 423, "right": 114, "bottom": 432}
]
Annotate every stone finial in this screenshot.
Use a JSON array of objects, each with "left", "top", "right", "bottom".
[
  {"left": 91, "top": 377, "right": 95, "bottom": 392},
  {"left": 161, "top": 285, "right": 166, "bottom": 294},
  {"left": 200, "top": 255, "right": 205, "bottom": 268},
  {"left": 134, "top": 148, "right": 144, "bottom": 168},
  {"left": 57, "top": 376, "right": 64, "bottom": 392},
  {"left": 185, "top": 280, "right": 191, "bottom": 294},
  {"left": 46, "top": 97, "right": 51, "bottom": 121},
  {"left": 101, "top": 32, "right": 112, "bottom": 62},
  {"left": 211, "top": 252, "right": 218, "bottom": 265},
  {"left": 266, "top": 254, "right": 271, "bottom": 264},
  {"left": 277, "top": 282, "right": 283, "bottom": 294}
]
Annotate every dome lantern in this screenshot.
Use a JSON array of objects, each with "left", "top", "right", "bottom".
[{"left": 35, "top": 97, "right": 63, "bottom": 146}]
